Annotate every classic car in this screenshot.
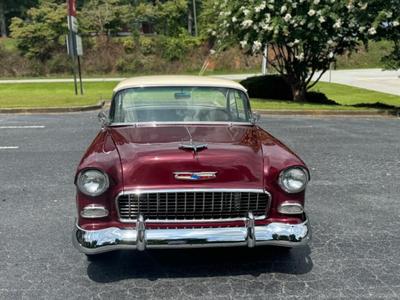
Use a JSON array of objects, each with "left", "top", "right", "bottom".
[{"left": 72, "top": 75, "right": 311, "bottom": 257}]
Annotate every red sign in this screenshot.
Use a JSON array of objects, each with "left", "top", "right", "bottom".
[{"left": 67, "top": 0, "right": 77, "bottom": 17}]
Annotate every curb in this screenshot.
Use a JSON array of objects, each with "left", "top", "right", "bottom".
[
  {"left": 255, "top": 109, "right": 398, "bottom": 117},
  {"left": 0, "top": 101, "right": 105, "bottom": 114}
]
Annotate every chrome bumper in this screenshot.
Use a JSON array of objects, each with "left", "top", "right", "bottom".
[{"left": 73, "top": 214, "right": 311, "bottom": 255}]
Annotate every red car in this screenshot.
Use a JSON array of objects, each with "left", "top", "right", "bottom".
[{"left": 73, "top": 75, "right": 311, "bottom": 257}]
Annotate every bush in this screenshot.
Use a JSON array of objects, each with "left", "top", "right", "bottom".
[
  {"left": 241, "top": 75, "right": 292, "bottom": 100},
  {"left": 158, "top": 34, "right": 203, "bottom": 61},
  {"left": 241, "top": 75, "right": 338, "bottom": 105},
  {"left": 305, "top": 91, "right": 338, "bottom": 105}
]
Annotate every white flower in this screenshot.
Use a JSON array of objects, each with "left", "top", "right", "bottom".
[
  {"left": 240, "top": 40, "right": 247, "bottom": 48},
  {"left": 295, "top": 53, "right": 305, "bottom": 61},
  {"left": 294, "top": 39, "right": 300, "bottom": 45},
  {"left": 368, "top": 27, "right": 377, "bottom": 35},
  {"left": 308, "top": 9, "right": 316, "bottom": 17},
  {"left": 314, "top": 0, "right": 320, "bottom": 4},
  {"left": 284, "top": 14, "right": 292, "bottom": 22},
  {"left": 241, "top": 19, "right": 253, "bottom": 28},
  {"left": 358, "top": 26, "right": 366, "bottom": 33},
  {"left": 209, "top": 49, "right": 216, "bottom": 55},
  {"left": 333, "top": 19, "right": 342, "bottom": 29},
  {"left": 319, "top": 16, "right": 326, "bottom": 23},
  {"left": 232, "top": 16, "right": 237, "bottom": 23},
  {"left": 280, "top": 5, "right": 287, "bottom": 14},
  {"left": 393, "top": 21, "right": 399, "bottom": 27},
  {"left": 252, "top": 41, "right": 262, "bottom": 52},
  {"left": 328, "top": 52, "right": 334, "bottom": 58},
  {"left": 327, "top": 39, "right": 334, "bottom": 45},
  {"left": 255, "top": 2, "right": 266, "bottom": 13},
  {"left": 287, "top": 42, "right": 294, "bottom": 47},
  {"left": 243, "top": 9, "right": 250, "bottom": 16},
  {"left": 359, "top": 2, "right": 368, "bottom": 10}
]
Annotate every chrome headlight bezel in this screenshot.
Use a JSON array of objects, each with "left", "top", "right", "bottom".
[
  {"left": 278, "top": 167, "right": 309, "bottom": 194},
  {"left": 77, "top": 169, "right": 110, "bottom": 197}
]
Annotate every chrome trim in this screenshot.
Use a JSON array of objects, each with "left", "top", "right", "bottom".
[
  {"left": 72, "top": 214, "right": 311, "bottom": 254},
  {"left": 136, "top": 215, "right": 146, "bottom": 251},
  {"left": 179, "top": 143, "right": 208, "bottom": 154},
  {"left": 80, "top": 204, "right": 109, "bottom": 219},
  {"left": 173, "top": 171, "right": 217, "bottom": 181},
  {"left": 278, "top": 166, "right": 309, "bottom": 194},
  {"left": 246, "top": 212, "right": 255, "bottom": 248},
  {"left": 277, "top": 202, "right": 304, "bottom": 215},
  {"left": 115, "top": 189, "right": 271, "bottom": 223},
  {"left": 108, "top": 121, "right": 254, "bottom": 127}
]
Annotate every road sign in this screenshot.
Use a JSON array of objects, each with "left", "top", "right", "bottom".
[
  {"left": 76, "top": 35, "right": 83, "bottom": 56},
  {"left": 68, "top": 16, "right": 78, "bottom": 33}
]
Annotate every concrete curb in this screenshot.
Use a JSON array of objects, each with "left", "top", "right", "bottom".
[
  {"left": 255, "top": 109, "right": 398, "bottom": 117},
  {"left": 0, "top": 101, "right": 105, "bottom": 114}
]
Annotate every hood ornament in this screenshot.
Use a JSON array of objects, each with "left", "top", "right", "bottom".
[
  {"left": 174, "top": 172, "right": 217, "bottom": 181},
  {"left": 179, "top": 141, "right": 208, "bottom": 154}
]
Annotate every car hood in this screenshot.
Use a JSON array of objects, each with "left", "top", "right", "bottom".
[{"left": 108, "top": 125, "right": 264, "bottom": 190}]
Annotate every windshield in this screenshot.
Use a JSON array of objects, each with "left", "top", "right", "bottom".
[{"left": 110, "top": 86, "right": 252, "bottom": 124}]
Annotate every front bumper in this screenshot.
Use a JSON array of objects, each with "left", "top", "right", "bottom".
[{"left": 73, "top": 214, "right": 311, "bottom": 255}]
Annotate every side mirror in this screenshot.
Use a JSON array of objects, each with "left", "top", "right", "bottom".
[
  {"left": 98, "top": 111, "right": 110, "bottom": 128},
  {"left": 251, "top": 112, "right": 261, "bottom": 124}
]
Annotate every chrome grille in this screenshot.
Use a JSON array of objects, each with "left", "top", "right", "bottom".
[{"left": 116, "top": 190, "right": 270, "bottom": 222}]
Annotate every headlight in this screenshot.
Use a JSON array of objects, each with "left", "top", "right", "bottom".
[
  {"left": 278, "top": 167, "right": 309, "bottom": 193},
  {"left": 77, "top": 169, "right": 109, "bottom": 196}
]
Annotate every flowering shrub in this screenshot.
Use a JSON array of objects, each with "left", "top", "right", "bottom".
[
  {"left": 358, "top": 0, "right": 400, "bottom": 69},
  {"left": 213, "top": 0, "right": 376, "bottom": 101}
]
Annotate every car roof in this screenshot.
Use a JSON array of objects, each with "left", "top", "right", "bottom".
[{"left": 113, "top": 75, "right": 247, "bottom": 93}]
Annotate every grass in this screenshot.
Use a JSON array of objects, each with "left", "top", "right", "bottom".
[
  {"left": 0, "top": 81, "right": 399, "bottom": 110},
  {"left": 251, "top": 81, "right": 400, "bottom": 110},
  {"left": 312, "top": 82, "right": 400, "bottom": 107},
  {"left": 0, "top": 82, "right": 116, "bottom": 108},
  {"left": 0, "top": 38, "right": 17, "bottom": 51},
  {"left": 335, "top": 40, "right": 394, "bottom": 69}
]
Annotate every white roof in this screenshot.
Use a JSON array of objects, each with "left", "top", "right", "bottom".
[{"left": 113, "top": 75, "right": 247, "bottom": 93}]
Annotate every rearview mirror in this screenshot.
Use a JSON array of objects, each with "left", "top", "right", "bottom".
[
  {"left": 251, "top": 112, "right": 261, "bottom": 124},
  {"left": 98, "top": 111, "right": 110, "bottom": 128}
]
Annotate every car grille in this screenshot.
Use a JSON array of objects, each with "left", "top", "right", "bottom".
[{"left": 116, "top": 190, "right": 270, "bottom": 222}]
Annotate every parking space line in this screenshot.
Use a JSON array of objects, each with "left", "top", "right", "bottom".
[
  {"left": 0, "top": 125, "right": 45, "bottom": 129},
  {"left": 0, "top": 146, "right": 19, "bottom": 150}
]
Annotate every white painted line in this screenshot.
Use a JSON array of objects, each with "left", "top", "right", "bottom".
[
  {"left": 0, "top": 125, "right": 45, "bottom": 129},
  {"left": 0, "top": 146, "right": 19, "bottom": 150}
]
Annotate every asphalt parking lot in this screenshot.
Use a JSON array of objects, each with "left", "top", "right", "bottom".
[{"left": 0, "top": 112, "right": 399, "bottom": 299}]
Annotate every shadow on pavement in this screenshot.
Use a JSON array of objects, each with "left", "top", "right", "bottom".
[{"left": 87, "top": 246, "right": 313, "bottom": 283}]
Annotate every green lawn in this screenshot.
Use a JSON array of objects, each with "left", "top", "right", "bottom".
[
  {"left": 312, "top": 81, "right": 400, "bottom": 107},
  {"left": 335, "top": 40, "right": 393, "bottom": 69},
  {"left": 251, "top": 81, "right": 400, "bottom": 110},
  {"left": 0, "top": 81, "right": 399, "bottom": 110},
  {"left": 0, "top": 82, "right": 116, "bottom": 108}
]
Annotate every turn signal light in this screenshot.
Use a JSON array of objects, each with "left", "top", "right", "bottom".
[
  {"left": 80, "top": 204, "right": 109, "bottom": 218},
  {"left": 278, "top": 202, "right": 304, "bottom": 215}
]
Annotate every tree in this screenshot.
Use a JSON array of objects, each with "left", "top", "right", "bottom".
[
  {"left": 359, "top": 0, "right": 400, "bottom": 69},
  {"left": 213, "top": 0, "right": 371, "bottom": 102},
  {"left": 0, "top": 0, "right": 38, "bottom": 37},
  {"left": 9, "top": 0, "right": 67, "bottom": 61},
  {"left": 80, "top": 0, "right": 132, "bottom": 36}
]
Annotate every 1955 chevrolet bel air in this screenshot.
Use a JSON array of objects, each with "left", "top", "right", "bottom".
[{"left": 72, "top": 75, "right": 311, "bottom": 257}]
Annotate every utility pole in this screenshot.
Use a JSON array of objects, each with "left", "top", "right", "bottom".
[
  {"left": 262, "top": 44, "right": 268, "bottom": 75},
  {"left": 0, "top": 1, "right": 7, "bottom": 37},
  {"left": 67, "top": 0, "right": 83, "bottom": 95},
  {"left": 192, "top": 0, "right": 198, "bottom": 36}
]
